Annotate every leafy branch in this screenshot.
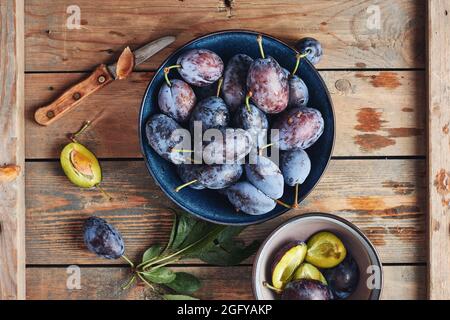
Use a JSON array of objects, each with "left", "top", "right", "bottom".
[{"left": 121, "top": 209, "right": 259, "bottom": 300}]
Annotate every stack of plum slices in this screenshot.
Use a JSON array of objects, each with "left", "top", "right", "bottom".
[{"left": 146, "top": 35, "right": 324, "bottom": 215}]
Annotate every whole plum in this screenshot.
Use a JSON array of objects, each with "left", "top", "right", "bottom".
[
  {"left": 246, "top": 36, "right": 289, "bottom": 114},
  {"left": 247, "top": 56, "right": 289, "bottom": 114},
  {"left": 288, "top": 75, "right": 309, "bottom": 108},
  {"left": 226, "top": 181, "right": 276, "bottom": 215},
  {"left": 146, "top": 114, "right": 190, "bottom": 164},
  {"left": 197, "top": 164, "right": 243, "bottom": 189},
  {"left": 273, "top": 107, "right": 324, "bottom": 150},
  {"left": 222, "top": 54, "right": 253, "bottom": 112},
  {"left": 322, "top": 254, "right": 360, "bottom": 299},
  {"left": 190, "top": 97, "right": 230, "bottom": 134},
  {"left": 245, "top": 155, "right": 284, "bottom": 199},
  {"left": 158, "top": 79, "right": 196, "bottom": 122},
  {"left": 233, "top": 101, "right": 269, "bottom": 147},
  {"left": 177, "top": 164, "right": 205, "bottom": 190},
  {"left": 83, "top": 216, "right": 125, "bottom": 259},
  {"left": 280, "top": 149, "right": 311, "bottom": 186},
  {"left": 281, "top": 279, "right": 332, "bottom": 300},
  {"left": 203, "top": 128, "right": 252, "bottom": 164},
  {"left": 176, "top": 49, "right": 224, "bottom": 87},
  {"left": 295, "top": 37, "right": 323, "bottom": 65}
]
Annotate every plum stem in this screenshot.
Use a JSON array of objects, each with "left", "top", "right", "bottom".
[
  {"left": 258, "top": 143, "right": 274, "bottom": 156},
  {"left": 171, "top": 149, "right": 194, "bottom": 153},
  {"left": 96, "top": 184, "right": 113, "bottom": 201},
  {"left": 257, "top": 35, "right": 265, "bottom": 59},
  {"left": 175, "top": 179, "right": 199, "bottom": 192},
  {"left": 70, "top": 121, "right": 92, "bottom": 142},
  {"left": 121, "top": 274, "right": 136, "bottom": 290},
  {"left": 291, "top": 52, "right": 309, "bottom": 76},
  {"left": 121, "top": 255, "right": 135, "bottom": 268},
  {"left": 275, "top": 199, "right": 292, "bottom": 209},
  {"left": 163, "top": 64, "right": 182, "bottom": 87},
  {"left": 292, "top": 184, "right": 299, "bottom": 208},
  {"left": 263, "top": 281, "right": 282, "bottom": 294},
  {"left": 245, "top": 92, "right": 253, "bottom": 113},
  {"left": 216, "top": 77, "right": 223, "bottom": 97}
]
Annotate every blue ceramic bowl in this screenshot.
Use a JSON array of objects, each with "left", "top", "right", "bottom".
[{"left": 139, "top": 30, "right": 335, "bottom": 225}]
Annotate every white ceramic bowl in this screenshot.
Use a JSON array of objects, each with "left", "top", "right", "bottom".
[{"left": 253, "top": 213, "right": 383, "bottom": 300}]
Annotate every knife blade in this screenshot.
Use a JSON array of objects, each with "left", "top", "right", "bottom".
[
  {"left": 34, "top": 36, "right": 176, "bottom": 126},
  {"left": 107, "top": 36, "right": 176, "bottom": 78}
]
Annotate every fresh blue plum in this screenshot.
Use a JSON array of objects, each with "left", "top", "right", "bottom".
[
  {"left": 273, "top": 107, "right": 324, "bottom": 150},
  {"left": 222, "top": 54, "right": 253, "bottom": 113},
  {"left": 197, "top": 164, "right": 243, "bottom": 190},
  {"left": 295, "top": 37, "right": 323, "bottom": 65},
  {"left": 323, "top": 254, "right": 360, "bottom": 299},
  {"left": 177, "top": 164, "right": 205, "bottom": 190},
  {"left": 176, "top": 49, "right": 224, "bottom": 87},
  {"left": 189, "top": 97, "right": 230, "bottom": 133},
  {"left": 247, "top": 56, "right": 289, "bottom": 114},
  {"left": 146, "top": 114, "right": 189, "bottom": 164},
  {"left": 233, "top": 102, "right": 269, "bottom": 147},
  {"left": 280, "top": 149, "right": 311, "bottom": 186},
  {"left": 203, "top": 128, "right": 252, "bottom": 164},
  {"left": 288, "top": 75, "right": 309, "bottom": 108},
  {"left": 194, "top": 82, "right": 217, "bottom": 101},
  {"left": 83, "top": 217, "right": 125, "bottom": 259},
  {"left": 281, "top": 279, "right": 332, "bottom": 300},
  {"left": 245, "top": 155, "right": 284, "bottom": 199},
  {"left": 158, "top": 79, "right": 196, "bottom": 122},
  {"left": 226, "top": 181, "right": 276, "bottom": 215}
]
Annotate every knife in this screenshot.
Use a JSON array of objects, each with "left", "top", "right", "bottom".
[{"left": 34, "top": 36, "right": 176, "bottom": 126}]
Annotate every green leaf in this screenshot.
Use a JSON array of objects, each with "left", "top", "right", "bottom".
[
  {"left": 163, "top": 294, "right": 199, "bottom": 300},
  {"left": 171, "top": 213, "right": 199, "bottom": 249},
  {"left": 199, "top": 239, "right": 260, "bottom": 266},
  {"left": 141, "top": 267, "right": 176, "bottom": 284},
  {"left": 181, "top": 225, "right": 227, "bottom": 259},
  {"left": 166, "top": 272, "right": 201, "bottom": 294},
  {"left": 165, "top": 211, "right": 179, "bottom": 251},
  {"left": 142, "top": 244, "right": 163, "bottom": 263}
]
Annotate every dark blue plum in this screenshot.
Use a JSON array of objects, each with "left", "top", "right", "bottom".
[
  {"left": 295, "top": 37, "right": 323, "bottom": 65},
  {"left": 288, "top": 75, "right": 309, "bottom": 108},
  {"left": 189, "top": 97, "right": 230, "bottom": 133},
  {"left": 176, "top": 49, "right": 224, "bottom": 87},
  {"left": 222, "top": 54, "right": 253, "bottom": 113},
  {"left": 245, "top": 156, "right": 284, "bottom": 199},
  {"left": 83, "top": 217, "right": 125, "bottom": 259},
  {"left": 322, "top": 254, "right": 360, "bottom": 299},
  {"left": 226, "top": 181, "right": 276, "bottom": 215},
  {"left": 198, "top": 164, "right": 243, "bottom": 190},
  {"left": 233, "top": 103, "right": 269, "bottom": 147},
  {"left": 280, "top": 149, "right": 311, "bottom": 186},
  {"left": 177, "top": 164, "right": 205, "bottom": 190}
]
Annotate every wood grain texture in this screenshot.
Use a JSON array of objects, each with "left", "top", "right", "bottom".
[
  {"left": 25, "top": 71, "right": 425, "bottom": 159},
  {"left": 427, "top": 0, "right": 450, "bottom": 300},
  {"left": 25, "top": 160, "right": 426, "bottom": 265},
  {"left": 24, "top": 0, "right": 425, "bottom": 71},
  {"left": 0, "top": 0, "right": 25, "bottom": 300},
  {"left": 25, "top": 265, "right": 426, "bottom": 300}
]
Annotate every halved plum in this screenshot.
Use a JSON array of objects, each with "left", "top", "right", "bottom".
[
  {"left": 293, "top": 262, "right": 327, "bottom": 285},
  {"left": 306, "top": 231, "right": 347, "bottom": 268},
  {"left": 271, "top": 242, "right": 307, "bottom": 290}
]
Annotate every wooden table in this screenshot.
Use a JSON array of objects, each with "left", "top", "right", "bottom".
[{"left": 3, "top": 0, "right": 449, "bottom": 300}]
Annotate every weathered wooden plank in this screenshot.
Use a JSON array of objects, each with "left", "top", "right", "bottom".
[
  {"left": 25, "top": 160, "right": 425, "bottom": 265},
  {"left": 427, "top": 0, "right": 450, "bottom": 300},
  {"left": 25, "top": 265, "right": 426, "bottom": 300},
  {"left": 0, "top": 0, "right": 25, "bottom": 300},
  {"left": 25, "top": 71, "right": 425, "bottom": 159},
  {"left": 24, "top": 0, "right": 425, "bottom": 71}
]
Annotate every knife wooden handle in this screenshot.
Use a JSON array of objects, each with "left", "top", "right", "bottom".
[{"left": 34, "top": 64, "right": 114, "bottom": 126}]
